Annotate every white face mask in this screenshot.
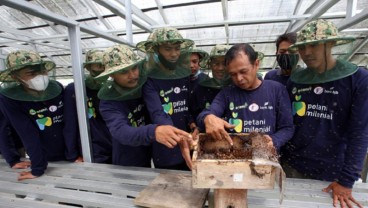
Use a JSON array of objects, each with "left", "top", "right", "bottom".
[{"left": 22, "top": 75, "right": 49, "bottom": 91}]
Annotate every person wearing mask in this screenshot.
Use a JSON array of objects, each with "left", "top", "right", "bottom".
[
  {"left": 282, "top": 19, "right": 367, "bottom": 208},
  {"left": 0, "top": 50, "right": 71, "bottom": 180},
  {"left": 264, "top": 32, "right": 299, "bottom": 86},
  {"left": 63, "top": 49, "right": 112, "bottom": 163}
]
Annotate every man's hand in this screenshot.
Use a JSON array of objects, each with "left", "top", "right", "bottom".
[
  {"left": 322, "top": 181, "right": 363, "bottom": 208},
  {"left": 263, "top": 135, "right": 274, "bottom": 148},
  {"left": 155, "top": 125, "right": 192, "bottom": 148},
  {"left": 18, "top": 171, "right": 38, "bottom": 181},
  {"left": 12, "top": 161, "right": 31, "bottom": 169},
  {"left": 179, "top": 139, "right": 193, "bottom": 170},
  {"left": 204, "top": 114, "right": 235, "bottom": 145},
  {"left": 189, "top": 122, "right": 200, "bottom": 141}
]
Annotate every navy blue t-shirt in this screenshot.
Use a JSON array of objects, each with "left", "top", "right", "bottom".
[
  {"left": 0, "top": 85, "right": 66, "bottom": 176},
  {"left": 197, "top": 80, "right": 294, "bottom": 150},
  {"left": 100, "top": 98, "right": 154, "bottom": 167},
  {"left": 143, "top": 76, "right": 192, "bottom": 167},
  {"left": 0, "top": 112, "right": 23, "bottom": 167},
  {"left": 189, "top": 85, "right": 221, "bottom": 121},
  {"left": 190, "top": 72, "right": 209, "bottom": 92},
  {"left": 63, "top": 83, "right": 112, "bottom": 163},
  {"left": 264, "top": 68, "right": 290, "bottom": 86},
  {"left": 283, "top": 67, "right": 368, "bottom": 188}
]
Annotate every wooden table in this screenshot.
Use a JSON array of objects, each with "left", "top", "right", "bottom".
[{"left": 0, "top": 157, "right": 367, "bottom": 208}]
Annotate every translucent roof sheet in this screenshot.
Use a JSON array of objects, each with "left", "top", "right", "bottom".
[{"left": 0, "top": 0, "right": 366, "bottom": 79}]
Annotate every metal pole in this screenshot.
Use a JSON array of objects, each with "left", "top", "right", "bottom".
[
  {"left": 67, "top": 25, "right": 93, "bottom": 163},
  {"left": 125, "top": 0, "right": 133, "bottom": 44}
]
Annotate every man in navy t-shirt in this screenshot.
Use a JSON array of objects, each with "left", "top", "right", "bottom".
[
  {"left": 197, "top": 43, "right": 294, "bottom": 152},
  {"left": 282, "top": 19, "right": 367, "bottom": 208}
]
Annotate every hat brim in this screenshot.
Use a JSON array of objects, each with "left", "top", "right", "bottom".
[
  {"left": 289, "top": 37, "right": 355, "bottom": 51},
  {"left": 182, "top": 49, "right": 209, "bottom": 60},
  {"left": 0, "top": 61, "right": 56, "bottom": 82},
  {"left": 136, "top": 39, "right": 194, "bottom": 53},
  {"left": 95, "top": 59, "right": 144, "bottom": 80},
  {"left": 83, "top": 61, "right": 103, "bottom": 69}
]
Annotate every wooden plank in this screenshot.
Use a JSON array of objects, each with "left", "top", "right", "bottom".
[
  {"left": 44, "top": 166, "right": 154, "bottom": 186},
  {"left": 0, "top": 194, "right": 76, "bottom": 208},
  {"left": 47, "top": 161, "right": 164, "bottom": 176},
  {"left": 0, "top": 180, "right": 136, "bottom": 208},
  {"left": 134, "top": 172, "right": 209, "bottom": 208},
  {"left": 0, "top": 170, "right": 143, "bottom": 197},
  {"left": 214, "top": 189, "right": 248, "bottom": 208},
  {"left": 0, "top": 157, "right": 367, "bottom": 208}
]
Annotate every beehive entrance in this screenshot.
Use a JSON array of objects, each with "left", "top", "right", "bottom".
[{"left": 197, "top": 134, "right": 253, "bottom": 160}]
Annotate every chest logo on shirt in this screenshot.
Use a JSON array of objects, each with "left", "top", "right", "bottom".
[
  {"left": 205, "top": 102, "right": 210, "bottom": 109},
  {"left": 29, "top": 108, "right": 47, "bottom": 115},
  {"left": 292, "top": 95, "right": 333, "bottom": 120},
  {"left": 314, "top": 87, "right": 323, "bottom": 95},
  {"left": 160, "top": 88, "right": 173, "bottom": 97},
  {"left": 292, "top": 86, "right": 339, "bottom": 96},
  {"left": 292, "top": 95, "right": 306, "bottom": 116},
  {"left": 160, "top": 90, "right": 188, "bottom": 115},
  {"left": 174, "top": 87, "right": 181, "bottom": 94},
  {"left": 49, "top": 105, "right": 57, "bottom": 112},
  {"left": 128, "top": 104, "right": 145, "bottom": 127},
  {"left": 36, "top": 114, "right": 52, "bottom": 130},
  {"left": 249, "top": 103, "right": 259, "bottom": 112},
  {"left": 228, "top": 111, "right": 242, "bottom": 133},
  {"left": 87, "top": 98, "right": 96, "bottom": 118}
]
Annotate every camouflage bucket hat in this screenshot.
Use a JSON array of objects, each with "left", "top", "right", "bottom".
[
  {"left": 201, "top": 44, "right": 231, "bottom": 68},
  {"left": 83, "top": 49, "right": 104, "bottom": 68},
  {"left": 182, "top": 47, "right": 209, "bottom": 61},
  {"left": 95, "top": 45, "right": 144, "bottom": 79},
  {"left": 257, "top": 51, "right": 265, "bottom": 61},
  {"left": 136, "top": 27, "right": 194, "bottom": 53},
  {"left": 289, "top": 19, "right": 355, "bottom": 51},
  {"left": 0, "top": 50, "right": 55, "bottom": 82},
  {"left": 210, "top": 44, "right": 231, "bottom": 57}
]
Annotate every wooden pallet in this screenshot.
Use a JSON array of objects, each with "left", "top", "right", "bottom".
[{"left": 0, "top": 158, "right": 367, "bottom": 207}]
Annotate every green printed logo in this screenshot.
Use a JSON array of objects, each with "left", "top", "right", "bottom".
[
  {"left": 229, "top": 102, "right": 234, "bottom": 111},
  {"left": 159, "top": 90, "right": 165, "bottom": 97},
  {"left": 36, "top": 114, "right": 52, "bottom": 130},
  {"left": 292, "top": 95, "right": 306, "bottom": 116},
  {"left": 162, "top": 102, "right": 173, "bottom": 115},
  {"left": 29, "top": 109, "right": 36, "bottom": 116},
  {"left": 229, "top": 118, "right": 242, "bottom": 133}
]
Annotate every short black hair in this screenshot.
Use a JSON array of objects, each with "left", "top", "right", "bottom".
[
  {"left": 276, "top": 32, "right": 297, "bottom": 51},
  {"left": 225, "top": 43, "right": 258, "bottom": 66}
]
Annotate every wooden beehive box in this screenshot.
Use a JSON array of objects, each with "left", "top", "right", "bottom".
[{"left": 192, "top": 133, "right": 278, "bottom": 189}]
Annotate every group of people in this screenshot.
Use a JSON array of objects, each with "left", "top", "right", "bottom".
[{"left": 0, "top": 19, "right": 366, "bottom": 208}]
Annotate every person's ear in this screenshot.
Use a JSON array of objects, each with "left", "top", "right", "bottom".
[
  {"left": 153, "top": 45, "right": 159, "bottom": 53},
  {"left": 254, "top": 59, "right": 260, "bottom": 71},
  {"left": 10, "top": 72, "right": 19, "bottom": 81}
]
